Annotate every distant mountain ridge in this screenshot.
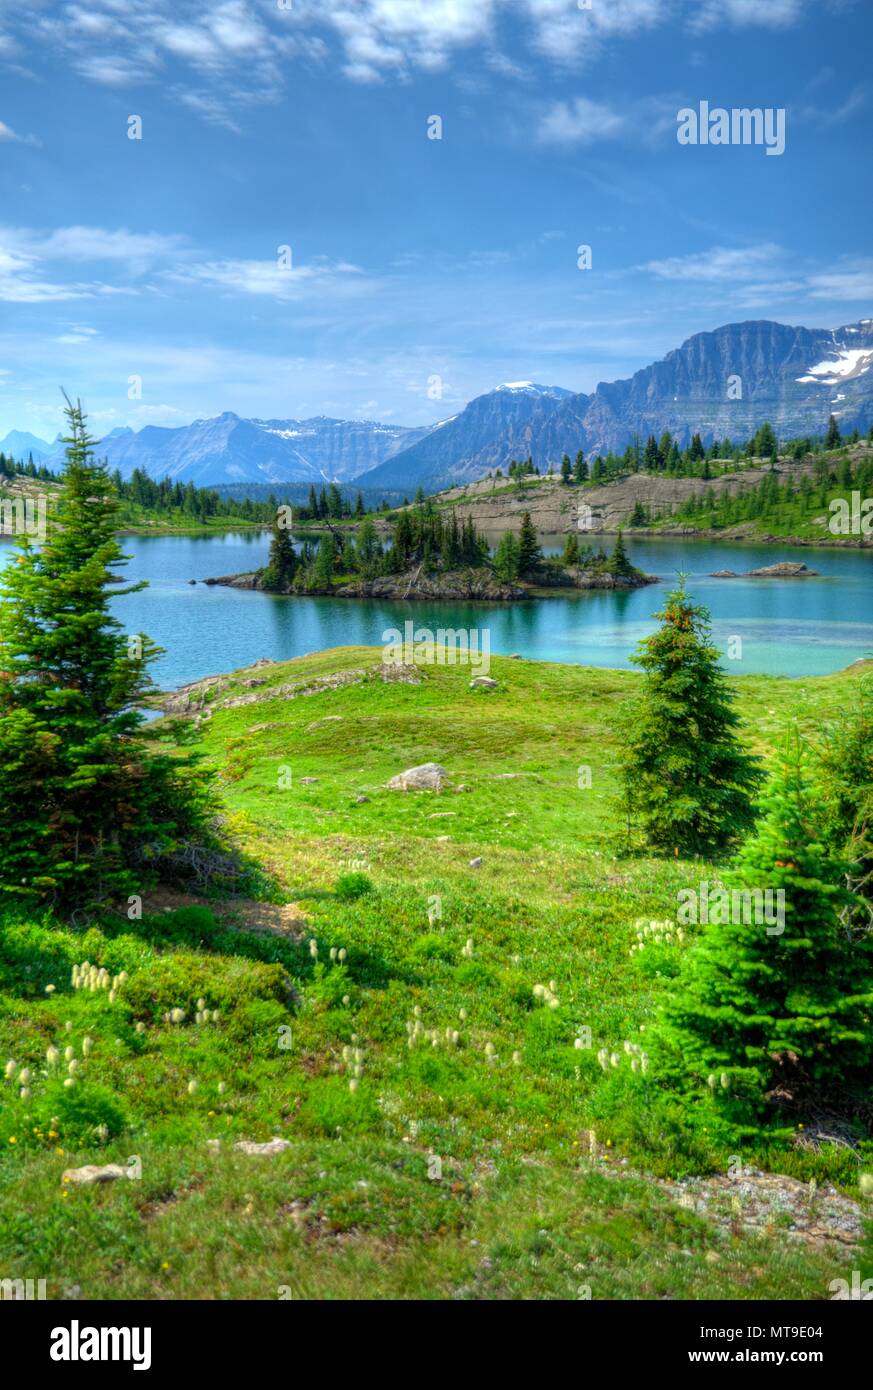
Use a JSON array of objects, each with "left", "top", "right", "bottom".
[
  {"left": 4, "top": 317, "right": 872, "bottom": 492},
  {"left": 357, "top": 319, "right": 873, "bottom": 492},
  {"left": 43, "top": 413, "right": 433, "bottom": 487},
  {"left": 0, "top": 430, "right": 54, "bottom": 461}
]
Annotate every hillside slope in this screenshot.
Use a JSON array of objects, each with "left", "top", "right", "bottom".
[{"left": 1, "top": 648, "right": 869, "bottom": 1300}]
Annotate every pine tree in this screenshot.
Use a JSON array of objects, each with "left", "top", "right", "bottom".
[
  {"left": 517, "top": 512, "right": 542, "bottom": 577},
  {"left": 653, "top": 741, "right": 873, "bottom": 1127},
  {"left": 0, "top": 398, "right": 212, "bottom": 911},
  {"left": 574, "top": 450, "right": 588, "bottom": 483},
  {"left": 606, "top": 528, "right": 635, "bottom": 577},
  {"left": 355, "top": 492, "right": 365, "bottom": 517},
  {"left": 817, "top": 675, "right": 873, "bottom": 912},
  {"left": 493, "top": 530, "right": 521, "bottom": 582},
  {"left": 313, "top": 534, "right": 337, "bottom": 587},
  {"left": 825, "top": 415, "right": 842, "bottom": 450},
  {"left": 562, "top": 532, "right": 580, "bottom": 566},
  {"left": 560, "top": 455, "right": 572, "bottom": 484},
  {"left": 260, "top": 519, "right": 298, "bottom": 592},
  {"left": 619, "top": 583, "right": 763, "bottom": 856}
]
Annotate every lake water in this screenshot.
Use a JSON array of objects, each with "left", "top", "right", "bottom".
[{"left": 1, "top": 530, "right": 871, "bottom": 689}]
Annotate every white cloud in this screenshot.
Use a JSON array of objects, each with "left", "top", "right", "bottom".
[
  {"left": 0, "top": 119, "right": 38, "bottom": 145},
  {"left": 175, "top": 255, "right": 373, "bottom": 300},
  {"left": 40, "top": 227, "right": 187, "bottom": 263},
  {"left": 536, "top": 96, "right": 626, "bottom": 146},
  {"left": 689, "top": 0, "right": 804, "bottom": 31},
  {"left": 0, "top": 0, "right": 817, "bottom": 120},
  {"left": 0, "top": 246, "right": 94, "bottom": 303},
  {"left": 806, "top": 262, "right": 873, "bottom": 301},
  {"left": 641, "top": 244, "right": 784, "bottom": 282}
]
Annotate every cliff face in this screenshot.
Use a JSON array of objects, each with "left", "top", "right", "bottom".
[
  {"left": 540, "top": 319, "right": 873, "bottom": 460},
  {"left": 359, "top": 319, "right": 873, "bottom": 493}
]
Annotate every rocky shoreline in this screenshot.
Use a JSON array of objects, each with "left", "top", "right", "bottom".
[{"left": 202, "top": 564, "right": 658, "bottom": 601}]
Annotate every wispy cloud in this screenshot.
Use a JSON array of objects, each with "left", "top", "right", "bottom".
[
  {"left": 640, "top": 245, "right": 785, "bottom": 283},
  {"left": 535, "top": 96, "right": 626, "bottom": 146},
  {"left": 0, "top": 0, "right": 819, "bottom": 125},
  {"left": 171, "top": 255, "right": 375, "bottom": 301}
]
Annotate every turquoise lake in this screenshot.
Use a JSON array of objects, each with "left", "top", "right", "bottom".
[{"left": 2, "top": 531, "right": 871, "bottom": 690}]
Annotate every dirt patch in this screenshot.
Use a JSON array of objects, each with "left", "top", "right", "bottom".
[{"left": 141, "top": 887, "right": 310, "bottom": 940}]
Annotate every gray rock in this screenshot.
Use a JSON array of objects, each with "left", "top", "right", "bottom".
[
  {"left": 386, "top": 762, "right": 449, "bottom": 792},
  {"left": 469, "top": 857, "right": 482, "bottom": 869},
  {"left": 746, "top": 562, "right": 818, "bottom": 578},
  {"left": 62, "top": 1163, "right": 135, "bottom": 1185},
  {"left": 470, "top": 676, "right": 498, "bottom": 689},
  {"left": 233, "top": 1138, "right": 293, "bottom": 1156}
]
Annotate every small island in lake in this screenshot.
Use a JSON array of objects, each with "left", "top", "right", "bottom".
[{"left": 204, "top": 505, "right": 656, "bottom": 601}]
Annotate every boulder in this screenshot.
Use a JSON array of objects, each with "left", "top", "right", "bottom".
[
  {"left": 233, "top": 1138, "right": 293, "bottom": 1156},
  {"left": 746, "top": 562, "right": 818, "bottom": 578},
  {"left": 62, "top": 1163, "right": 135, "bottom": 1185},
  {"left": 386, "top": 762, "right": 449, "bottom": 792},
  {"left": 470, "top": 676, "right": 497, "bottom": 689}
]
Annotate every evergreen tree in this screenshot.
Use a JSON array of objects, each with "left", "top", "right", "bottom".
[
  {"left": 313, "top": 534, "right": 337, "bottom": 587},
  {"left": 753, "top": 422, "right": 778, "bottom": 458},
  {"left": 689, "top": 433, "right": 705, "bottom": 462},
  {"left": 619, "top": 583, "right": 763, "bottom": 856},
  {"left": 493, "top": 530, "right": 521, "bottom": 583},
  {"left": 355, "top": 492, "right": 365, "bottom": 517},
  {"left": 574, "top": 450, "right": 588, "bottom": 483},
  {"left": 0, "top": 398, "right": 212, "bottom": 911},
  {"left": 825, "top": 415, "right": 842, "bottom": 450},
  {"left": 653, "top": 741, "right": 873, "bottom": 1127},
  {"left": 606, "top": 529, "right": 636, "bottom": 577},
  {"left": 260, "top": 518, "right": 298, "bottom": 591},
  {"left": 560, "top": 454, "right": 572, "bottom": 484},
  {"left": 562, "top": 532, "right": 580, "bottom": 566},
  {"left": 517, "top": 512, "right": 542, "bottom": 577},
  {"left": 817, "top": 675, "right": 873, "bottom": 913}
]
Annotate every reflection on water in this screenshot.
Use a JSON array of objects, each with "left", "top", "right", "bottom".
[{"left": 2, "top": 529, "right": 871, "bottom": 689}]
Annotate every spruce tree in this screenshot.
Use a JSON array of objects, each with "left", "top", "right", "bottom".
[
  {"left": 619, "top": 583, "right": 763, "bottom": 856},
  {"left": 817, "top": 675, "right": 873, "bottom": 912},
  {"left": 654, "top": 741, "right": 873, "bottom": 1127},
  {"left": 560, "top": 455, "right": 572, "bottom": 484},
  {"left": 517, "top": 512, "right": 542, "bottom": 577},
  {"left": 0, "top": 398, "right": 212, "bottom": 911},
  {"left": 493, "top": 530, "right": 520, "bottom": 582},
  {"left": 562, "top": 533, "right": 580, "bottom": 566},
  {"left": 260, "top": 519, "right": 298, "bottom": 592},
  {"left": 574, "top": 450, "right": 587, "bottom": 483},
  {"left": 825, "top": 414, "right": 842, "bottom": 450},
  {"left": 606, "top": 529, "right": 635, "bottom": 577}
]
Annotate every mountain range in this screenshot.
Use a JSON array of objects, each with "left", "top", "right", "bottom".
[{"left": 3, "top": 318, "right": 871, "bottom": 494}]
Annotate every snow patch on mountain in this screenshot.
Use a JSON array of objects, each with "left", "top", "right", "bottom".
[{"left": 796, "top": 349, "right": 873, "bottom": 385}]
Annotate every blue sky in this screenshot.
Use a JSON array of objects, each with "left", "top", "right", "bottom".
[{"left": 0, "top": 0, "right": 871, "bottom": 441}]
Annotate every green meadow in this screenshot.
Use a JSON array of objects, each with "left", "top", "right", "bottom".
[{"left": 1, "top": 647, "right": 870, "bottom": 1299}]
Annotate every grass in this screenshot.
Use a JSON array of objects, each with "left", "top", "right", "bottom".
[{"left": 1, "top": 646, "right": 871, "bottom": 1299}]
